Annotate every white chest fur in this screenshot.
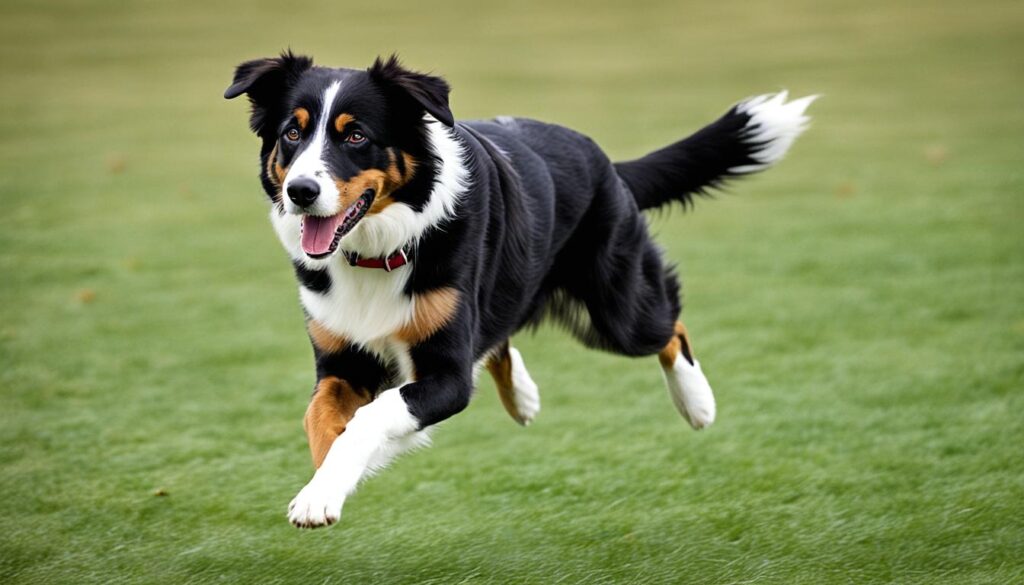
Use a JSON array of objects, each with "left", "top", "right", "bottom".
[
  {"left": 270, "top": 210, "right": 416, "bottom": 347},
  {"left": 300, "top": 261, "right": 414, "bottom": 346}
]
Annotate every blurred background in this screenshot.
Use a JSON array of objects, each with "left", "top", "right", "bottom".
[{"left": 1, "top": 0, "right": 1021, "bottom": 583}]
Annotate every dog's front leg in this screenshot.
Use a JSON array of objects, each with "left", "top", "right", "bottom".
[
  {"left": 288, "top": 387, "right": 420, "bottom": 528},
  {"left": 288, "top": 317, "right": 473, "bottom": 528},
  {"left": 303, "top": 376, "right": 374, "bottom": 469}
]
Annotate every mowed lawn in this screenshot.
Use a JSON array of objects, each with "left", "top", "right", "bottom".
[{"left": 1, "top": 0, "right": 1022, "bottom": 583}]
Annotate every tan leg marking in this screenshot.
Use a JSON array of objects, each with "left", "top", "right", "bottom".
[
  {"left": 659, "top": 321, "right": 695, "bottom": 367},
  {"left": 658, "top": 320, "right": 714, "bottom": 429},
  {"left": 486, "top": 341, "right": 521, "bottom": 420},
  {"left": 394, "top": 287, "right": 461, "bottom": 344},
  {"left": 304, "top": 377, "right": 373, "bottom": 468}
]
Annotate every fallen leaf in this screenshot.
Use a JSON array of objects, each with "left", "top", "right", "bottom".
[{"left": 75, "top": 288, "right": 96, "bottom": 304}]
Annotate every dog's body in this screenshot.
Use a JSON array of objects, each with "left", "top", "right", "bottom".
[{"left": 225, "top": 53, "right": 815, "bottom": 528}]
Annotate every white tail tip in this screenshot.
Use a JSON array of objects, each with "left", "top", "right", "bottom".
[{"left": 730, "top": 90, "right": 819, "bottom": 174}]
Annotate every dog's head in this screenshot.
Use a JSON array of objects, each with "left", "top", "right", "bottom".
[{"left": 225, "top": 52, "right": 457, "bottom": 260}]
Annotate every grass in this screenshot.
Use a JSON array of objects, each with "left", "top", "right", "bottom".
[{"left": 1, "top": 0, "right": 1022, "bottom": 583}]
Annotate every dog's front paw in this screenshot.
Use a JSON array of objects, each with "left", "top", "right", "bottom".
[{"left": 287, "top": 479, "right": 344, "bottom": 529}]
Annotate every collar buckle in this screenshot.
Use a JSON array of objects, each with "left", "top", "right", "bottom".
[
  {"left": 383, "top": 248, "right": 409, "bottom": 272},
  {"left": 343, "top": 247, "right": 411, "bottom": 271}
]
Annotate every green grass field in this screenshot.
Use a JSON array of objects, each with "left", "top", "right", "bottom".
[{"left": 2, "top": 0, "right": 1022, "bottom": 583}]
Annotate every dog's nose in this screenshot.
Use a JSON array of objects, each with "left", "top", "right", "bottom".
[{"left": 287, "top": 178, "right": 320, "bottom": 208}]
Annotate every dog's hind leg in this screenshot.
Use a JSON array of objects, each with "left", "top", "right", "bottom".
[
  {"left": 486, "top": 340, "right": 541, "bottom": 426},
  {"left": 658, "top": 321, "right": 716, "bottom": 430}
]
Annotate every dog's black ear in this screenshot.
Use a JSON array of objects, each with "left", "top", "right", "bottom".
[
  {"left": 368, "top": 55, "right": 454, "bottom": 127},
  {"left": 225, "top": 50, "right": 313, "bottom": 136}
]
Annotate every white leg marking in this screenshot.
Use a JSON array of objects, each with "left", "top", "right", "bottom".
[
  {"left": 662, "top": 355, "right": 716, "bottom": 430},
  {"left": 508, "top": 347, "right": 541, "bottom": 426},
  {"left": 365, "top": 429, "right": 432, "bottom": 475},
  {"left": 287, "top": 388, "right": 418, "bottom": 528}
]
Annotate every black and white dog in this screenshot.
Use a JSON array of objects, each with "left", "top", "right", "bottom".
[{"left": 224, "top": 52, "right": 814, "bottom": 528}]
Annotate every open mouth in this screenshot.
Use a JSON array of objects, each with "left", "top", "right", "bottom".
[{"left": 300, "top": 190, "right": 375, "bottom": 259}]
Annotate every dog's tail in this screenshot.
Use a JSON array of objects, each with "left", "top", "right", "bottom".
[{"left": 614, "top": 91, "right": 817, "bottom": 211}]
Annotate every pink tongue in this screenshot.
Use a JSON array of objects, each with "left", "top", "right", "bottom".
[{"left": 301, "top": 214, "right": 346, "bottom": 256}]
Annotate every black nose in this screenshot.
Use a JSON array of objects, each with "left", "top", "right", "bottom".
[{"left": 287, "top": 178, "right": 320, "bottom": 208}]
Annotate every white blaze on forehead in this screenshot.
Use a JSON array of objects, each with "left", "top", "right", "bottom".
[{"left": 283, "top": 81, "right": 343, "bottom": 216}]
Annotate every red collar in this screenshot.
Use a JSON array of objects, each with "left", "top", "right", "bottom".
[{"left": 343, "top": 248, "right": 410, "bottom": 272}]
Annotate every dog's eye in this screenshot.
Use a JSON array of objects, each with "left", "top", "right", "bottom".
[
  {"left": 346, "top": 131, "right": 367, "bottom": 145},
  {"left": 285, "top": 128, "right": 300, "bottom": 142}
]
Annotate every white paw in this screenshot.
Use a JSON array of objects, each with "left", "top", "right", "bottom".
[
  {"left": 287, "top": 478, "right": 345, "bottom": 529},
  {"left": 512, "top": 380, "right": 541, "bottom": 426},
  {"left": 663, "top": 356, "right": 716, "bottom": 430},
  {"left": 509, "top": 348, "right": 541, "bottom": 425}
]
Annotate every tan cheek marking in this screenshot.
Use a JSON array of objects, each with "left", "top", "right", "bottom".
[
  {"left": 335, "top": 170, "right": 388, "bottom": 212},
  {"left": 384, "top": 149, "right": 400, "bottom": 185},
  {"left": 368, "top": 151, "right": 418, "bottom": 214},
  {"left": 368, "top": 198, "right": 396, "bottom": 214},
  {"left": 304, "top": 377, "right": 373, "bottom": 468},
  {"left": 401, "top": 152, "right": 417, "bottom": 183},
  {"left": 333, "top": 152, "right": 417, "bottom": 215},
  {"left": 294, "top": 107, "right": 310, "bottom": 130},
  {"left": 368, "top": 151, "right": 404, "bottom": 214},
  {"left": 272, "top": 143, "right": 288, "bottom": 187},
  {"left": 307, "top": 320, "right": 348, "bottom": 354},
  {"left": 334, "top": 113, "right": 355, "bottom": 133},
  {"left": 486, "top": 341, "right": 523, "bottom": 420},
  {"left": 394, "top": 287, "right": 461, "bottom": 344},
  {"left": 265, "top": 143, "right": 282, "bottom": 190},
  {"left": 274, "top": 163, "right": 286, "bottom": 186}
]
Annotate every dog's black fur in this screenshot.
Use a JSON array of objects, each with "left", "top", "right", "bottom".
[{"left": 226, "top": 52, "right": 812, "bottom": 527}]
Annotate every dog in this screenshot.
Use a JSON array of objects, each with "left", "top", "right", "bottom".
[{"left": 224, "top": 52, "right": 815, "bottom": 528}]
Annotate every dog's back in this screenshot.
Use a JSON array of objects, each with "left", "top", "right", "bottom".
[{"left": 456, "top": 93, "right": 816, "bottom": 357}]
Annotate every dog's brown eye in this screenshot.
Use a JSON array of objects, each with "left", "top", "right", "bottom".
[
  {"left": 285, "top": 128, "right": 300, "bottom": 142},
  {"left": 347, "top": 131, "right": 366, "bottom": 145}
]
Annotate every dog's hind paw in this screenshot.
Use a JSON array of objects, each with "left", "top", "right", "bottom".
[
  {"left": 287, "top": 479, "right": 344, "bottom": 529},
  {"left": 508, "top": 348, "right": 541, "bottom": 425},
  {"left": 662, "top": 355, "right": 716, "bottom": 430},
  {"left": 488, "top": 345, "right": 542, "bottom": 426}
]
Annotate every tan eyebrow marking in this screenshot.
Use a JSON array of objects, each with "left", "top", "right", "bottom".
[
  {"left": 294, "top": 108, "right": 310, "bottom": 130},
  {"left": 334, "top": 113, "right": 355, "bottom": 133}
]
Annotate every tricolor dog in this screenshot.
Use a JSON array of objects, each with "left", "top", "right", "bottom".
[{"left": 224, "top": 52, "right": 815, "bottom": 528}]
